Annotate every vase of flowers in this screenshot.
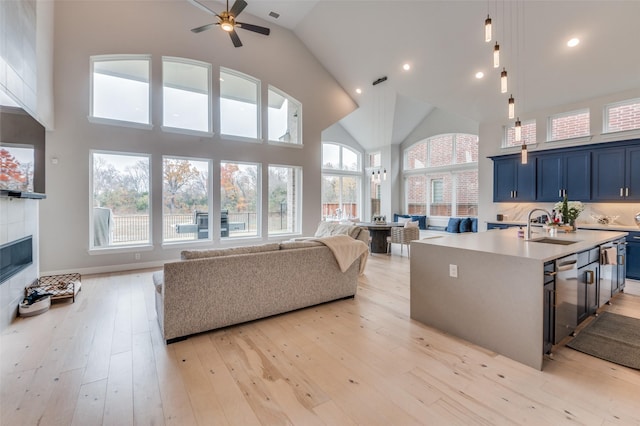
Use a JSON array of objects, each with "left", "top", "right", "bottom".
[{"left": 554, "top": 195, "right": 584, "bottom": 231}]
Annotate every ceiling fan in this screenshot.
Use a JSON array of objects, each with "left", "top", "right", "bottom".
[{"left": 189, "top": 0, "right": 270, "bottom": 48}]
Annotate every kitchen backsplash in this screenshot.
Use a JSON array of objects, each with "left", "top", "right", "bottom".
[{"left": 492, "top": 202, "right": 640, "bottom": 227}]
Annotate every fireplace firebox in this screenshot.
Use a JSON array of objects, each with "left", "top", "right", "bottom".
[{"left": 0, "top": 235, "right": 33, "bottom": 284}]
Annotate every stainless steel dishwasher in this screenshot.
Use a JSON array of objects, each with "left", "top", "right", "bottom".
[
  {"left": 599, "top": 242, "right": 616, "bottom": 307},
  {"left": 554, "top": 254, "right": 578, "bottom": 344}
]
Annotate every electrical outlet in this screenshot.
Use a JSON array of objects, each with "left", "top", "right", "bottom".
[
  {"left": 449, "top": 264, "right": 458, "bottom": 278},
  {"left": 134, "top": 253, "right": 141, "bottom": 260}
]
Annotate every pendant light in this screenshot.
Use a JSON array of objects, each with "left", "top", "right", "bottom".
[
  {"left": 371, "top": 171, "right": 375, "bottom": 182},
  {"left": 485, "top": 15, "right": 492, "bottom": 42},
  {"left": 508, "top": 95, "right": 515, "bottom": 119},
  {"left": 521, "top": 143, "right": 528, "bottom": 165},
  {"left": 493, "top": 42, "right": 500, "bottom": 68},
  {"left": 515, "top": 118, "right": 522, "bottom": 141},
  {"left": 500, "top": 68, "right": 508, "bottom": 93},
  {"left": 383, "top": 169, "right": 387, "bottom": 181}
]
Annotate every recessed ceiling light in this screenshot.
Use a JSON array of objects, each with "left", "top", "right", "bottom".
[
  {"left": 356, "top": 88, "right": 362, "bottom": 94},
  {"left": 402, "top": 63, "right": 411, "bottom": 71},
  {"left": 567, "top": 38, "right": 580, "bottom": 47},
  {"left": 475, "top": 71, "right": 484, "bottom": 79}
]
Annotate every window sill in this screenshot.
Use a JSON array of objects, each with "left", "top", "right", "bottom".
[
  {"left": 220, "top": 134, "right": 263, "bottom": 144},
  {"left": 267, "top": 140, "right": 303, "bottom": 149},
  {"left": 545, "top": 135, "right": 593, "bottom": 145},
  {"left": 161, "top": 239, "right": 214, "bottom": 250},
  {"left": 87, "top": 116, "right": 153, "bottom": 130},
  {"left": 161, "top": 126, "right": 214, "bottom": 138},
  {"left": 600, "top": 128, "right": 640, "bottom": 142},
  {"left": 89, "top": 244, "right": 154, "bottom": 255}
]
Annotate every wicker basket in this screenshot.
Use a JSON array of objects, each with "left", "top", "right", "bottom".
[{"left": 26, "top": 273, "right": 82, "bottom": 303}]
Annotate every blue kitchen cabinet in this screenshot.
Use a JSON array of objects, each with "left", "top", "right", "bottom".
[
  {"left": 592, "top": 145, "right": 640, "bottom": 201},
  {"left": 627, "top": 231, "right": 640, "bottom": 280},
  {"left": 536, "top": 151, "right": 591, "bottom": 202},
  {"left": 493, "top": 157, "right": 536, "bottom": 202}
]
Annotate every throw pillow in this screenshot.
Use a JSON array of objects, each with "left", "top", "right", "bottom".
[
  {"left": 405, "top": 220, "right": 419, "bottom": 228},
  {"left": 446, "top": 218, "right": 462, "bottom": 233},
  {"left": 397, "top": 217, "right": 411, "bottom": 225},
  {"left": 410, "top": 215, "right": 427, "bottom": 230},
  {"left": 394, "top": 214, "right": 411, "bottom": 223},
  {"left": 459, "top": 218, "right": 472, "bottom": 233},
  {"left": 471, "top": 218, "right": 478, "bottom": 233}
]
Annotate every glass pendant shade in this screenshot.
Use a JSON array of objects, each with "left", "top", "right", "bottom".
[
  {"left": 521, "top": 143, "right": 528, "bottom": 164},
  {"left": 501, "top": 68, "right": 508, "bottom": 93},
  {"left": 371, "top": 171, "right": 375, "bottom": 182},
  {"left": 515, "top": 118, "right": 522, "bottom": 142},
  {"left": 485, "top": 15, "right": 492, "bottom": 42},
  {"left": 493, "top": 42, "right": 500, "bottom": 68},
  {"left": 508, "top": 95, "right": 515, "bottom": 119},
  {"left": 383, "top": 169, "right": 387, "bottom": 181}
]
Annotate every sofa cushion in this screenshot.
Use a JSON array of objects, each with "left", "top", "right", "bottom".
[
  {"left": 279, "top": 240, "right": 324, "bottom": 250},
  {"left": 459, "top": 218, "right": 472, "bottom": 233},
  {"left": 446, "top": 218, "right": 462, "bottom": 233},
  {"left": 152, "top": 271, "right": 164, "bottom": 294},
  {"left": 181, "top": 243, "right": 280, "bottom": 260}
]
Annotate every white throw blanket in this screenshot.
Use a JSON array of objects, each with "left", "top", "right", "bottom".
[{"left": 316, "top": 235, "right": 369, "bottom": 274}]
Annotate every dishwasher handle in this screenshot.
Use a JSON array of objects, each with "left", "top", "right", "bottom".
[{"left": 557, "top": 260, "right": 577, "bottom": 271}]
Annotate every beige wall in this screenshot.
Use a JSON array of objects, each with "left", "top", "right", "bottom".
[{"left": 40, "top": 1, "right": 356, "bottom": 274}]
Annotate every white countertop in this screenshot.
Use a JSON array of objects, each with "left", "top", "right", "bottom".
[
  {"left": 488, "top": 220, "right": 640, "bottom": 232},
  {"left": 415, "top": 228, "right": 628, "bottom": 262}
]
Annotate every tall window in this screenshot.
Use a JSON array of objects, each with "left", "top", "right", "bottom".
[
  {"left": 90, "top": 55, "right": 151, "bottom": 126},
  {"left": 0, "top": 146, "right": 34, "bottom": 192},
  {"left": 221, "top": 162, "right": 260, "bottom": 238},
  {"left": 91, "top": 151, "right": 151, "bottom": 249},
  {"left": 162, "top": 157, "right": 210, "bottom": 243},
  {"left": 504, "top": 120, "right": 537, "bottom": 147},
  {"left": 162, "top": 57, "right": 211, "bottom": 134},
  {"left": 604, "top": 98, "right": 640, "bottom": 133},
  {"left": 548, "top": 109, "right": 590, "bottom": 141},
  {"left": 220, "top": 68, "right": 259, "bottom": 140},
  {"left": 268, "top": 86, "right": 302, "bottom": 145},
  {"left": 268, "top": 165, "right": 301, "bottom": 235},
  {"left": 321, "top": 143, "right": 362, "bottom": 220},
  {"left": 403, "top": 134, "right": 478, "bottom": 218}
]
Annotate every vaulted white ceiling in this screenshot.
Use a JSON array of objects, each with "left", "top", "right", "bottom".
[{"left": 207, "top": 1, "right": 640, "bottom": 149}]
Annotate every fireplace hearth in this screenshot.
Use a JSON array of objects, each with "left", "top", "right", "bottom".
[{"left": 0, "top": 235, "right": 33, "bottom": 284}]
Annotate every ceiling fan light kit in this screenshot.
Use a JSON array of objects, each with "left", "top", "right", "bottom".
[{"left": 189, "top": 0, "right": 270, "bottom": 47}]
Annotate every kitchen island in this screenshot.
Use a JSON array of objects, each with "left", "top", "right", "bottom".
[{"left": 410, "top": 227, "right": 627, "bottom": 370}]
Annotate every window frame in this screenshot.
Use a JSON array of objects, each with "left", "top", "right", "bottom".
[
  {"left": 603, "top": 97, "right": 640, "bottom": 135},
  {"left": 267, "top": 85, "right": 303, "bottom": 147},
  {"left": 267, "top": 164, "right": 303, "bottom": 236},
  {"left": 219, "top": 67, "right": 262, "bottom": 143},
  {"left": 502, "top": 119, "right": 537, "bottom": 148},
  {"left": 547, "top": 108, "right": 591, "bottom": 142},
  {"left": 89, "top": 149, "right": 153, "bottom": 253},
  {"left": 88, "top": 54, "right": 153, "bottom": 130},
  {"left": 161, "top": 56, "right": 213, "bottom": 137},
  {"left": 161, "top": 155, "right": 213, "bottom": 246},
  {"left": 321, "top": 142, "right": 363, "bottom": 220},
  {"left": 402, "top": 133, "right": 478, "bottom": 218},
  {"left": 220, "top": 160, "right": 262, "bottom": 241}
]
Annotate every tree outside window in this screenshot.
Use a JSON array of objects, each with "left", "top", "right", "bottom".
[{"left": 221, "top": 162, "right": 259, "bottom": 237}]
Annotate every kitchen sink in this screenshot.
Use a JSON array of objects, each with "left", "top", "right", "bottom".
[{"left": 529, "top": 237, "right": 579, "bottom": 245}]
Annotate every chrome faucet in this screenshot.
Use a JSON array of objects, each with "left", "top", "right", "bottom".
[{"left": 526, "top": 208, "right": 552, "bottom": 240}]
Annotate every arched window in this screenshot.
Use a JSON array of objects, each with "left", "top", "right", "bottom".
[{"left": 403, "top": 134, "right": 479, "bottom": 217}]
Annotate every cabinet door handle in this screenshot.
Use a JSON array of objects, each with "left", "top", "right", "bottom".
[
  {"left": 619, "top": 255, "right": 625, "bottom": 266},
  {"left": 626, "top": 187, "right": 629, "bottom": 197},
  {"left": 586, "top": 270, "right": 595, "bottom": 285},
  {"left": 513, "top": 190, "right": 517, "bottom": 198},
  {"left": 545, "top": 271, "right": 557, "bottom": 276},
  {"left": 559, "top": 189, "right": 562, "bottom": 197},
  {"left": 634, "top": 236, "right": 640, "bottom": 240},
  {"left": 620, "top": 187, "right": 624, "bottom": 197}
]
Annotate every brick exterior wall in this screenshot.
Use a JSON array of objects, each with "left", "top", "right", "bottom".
[
  {"left": 607, "top": 101, "right": 640, "bottom": 132},
  {"left": 550, "top": 111, "right": 590, "bottom": 140},
  {"left": 505, "top": 121, "right": 537, "bottom": 147}
]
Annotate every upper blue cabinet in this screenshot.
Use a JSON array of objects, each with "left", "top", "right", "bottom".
[
  {"left": 491, "top": 139, "right": 639, "bottom": 203},
  {"left": 493, "top": 156, "right": 536, "bottom": 202},
  {"left": 592, "top": 145, "right": 640, "bottom": 201},
  {"left": 536, "top": 151, "right": 591, "bottom": 202}
]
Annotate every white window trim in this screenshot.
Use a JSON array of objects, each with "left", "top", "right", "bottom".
[
  {"left": 89, "top": 54, "right": 152, "bottom": 128},
  {"left": 220, "top": 160, "right": 262, "bottom": 239},
  {"left": 502, "top": 119, "right": 537, "bottom": 148},
  {"left": 546, "top": 108, "right": 590, "bottom": 142},
  {"left": 267, "top": 164, "right": 303, "bottom": 236},
  {"left": 162, "top": 56, "right": 213, "bottom": 135},
  {"left": 220, "top": 67, "right": 262, "bottom": 141},
  {"left": 322, "top": 142, "right": 362, "bottom": 172},
  {"left": 267, "top": 85, "right": 303, "bottom": 146},
  {"left": 89, "top": 149, "right": 153, "bottom": 252}
]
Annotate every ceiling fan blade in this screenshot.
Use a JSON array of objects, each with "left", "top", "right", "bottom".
[
  {"left": 236, "top": 22, "right": 270, "bottom": 36},
  {"left": 188, "top": 0, "right": 220, "bottom": 17},
  {"left": 191, "top": 23, "right": 216, "bottom": 33},
  {"left": 229, "top": 29, "right": 243, "bottom": 47},
  {"left": 229, "top": 0, "right": 248, "bottom": 18}
]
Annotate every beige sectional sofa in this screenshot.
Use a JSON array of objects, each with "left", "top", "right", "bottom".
[{"left": 153, "top": 236, "right": 367, "bottom": 344}]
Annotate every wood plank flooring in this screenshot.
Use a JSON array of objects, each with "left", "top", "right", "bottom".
[{"left": 2, "top": 253, "right": 640, "bottom": 425}]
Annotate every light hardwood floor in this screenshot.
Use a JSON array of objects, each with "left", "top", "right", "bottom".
[{"left": 2, "top": 253, "right": 640, "bottom": 425}]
